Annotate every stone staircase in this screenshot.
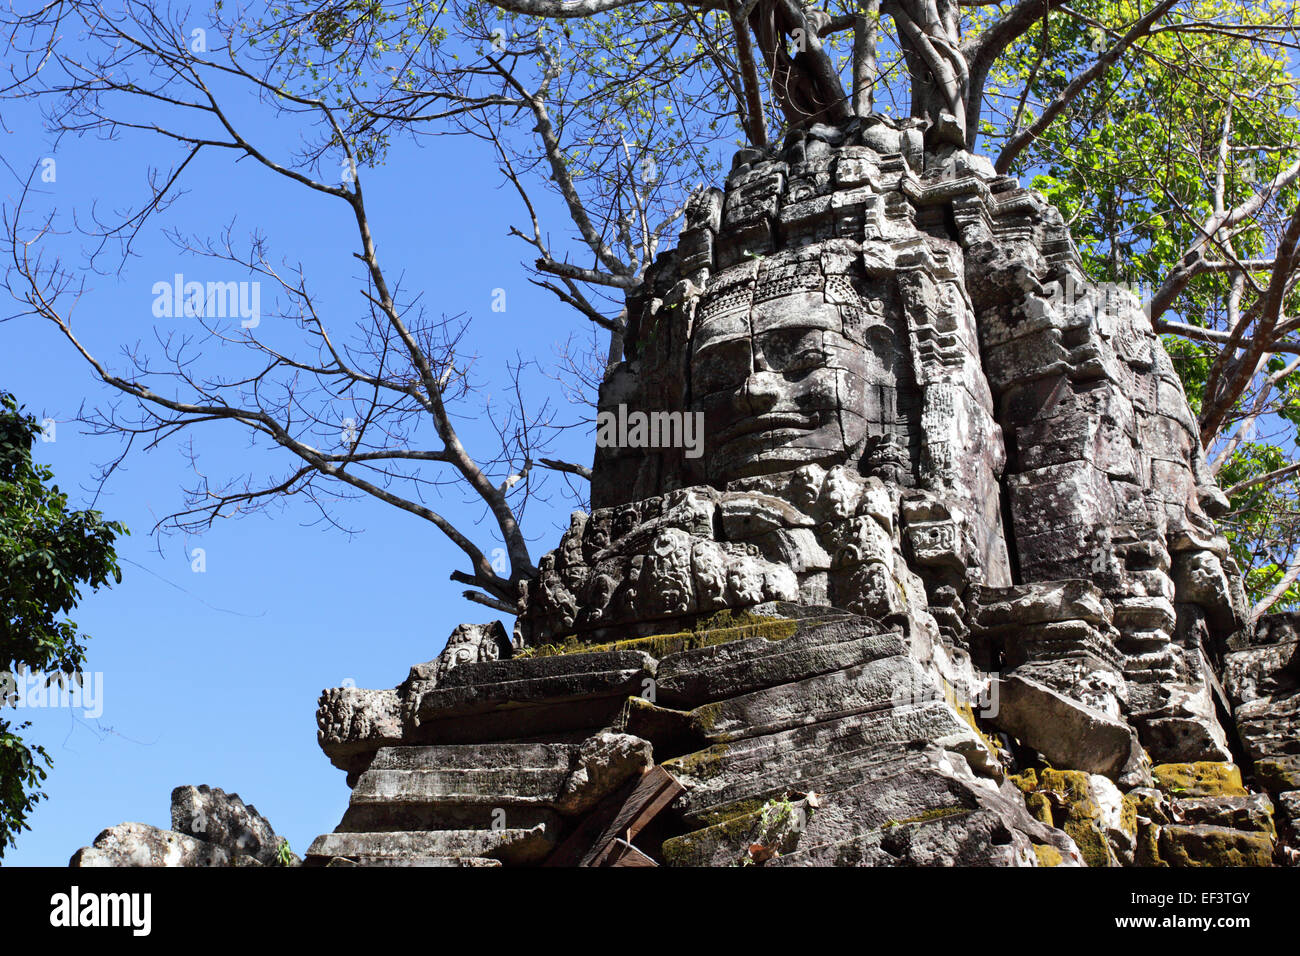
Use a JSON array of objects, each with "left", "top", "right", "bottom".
[
  {"left": 305, "top": 736, "right": 652, "bottom": 866},
  {"left": 310, "top": 606, "right": 1086, "bottom": 867}
]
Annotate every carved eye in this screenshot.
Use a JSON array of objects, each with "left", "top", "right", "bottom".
[
  {"left": 692, "top": 338, "right": 751, "bottom": 395},
  {"left": 758, "top": 327, "right": 827, "bottom": 375},
  {"left": 783, "top": 348, "right": 830, "bottom": 374}
]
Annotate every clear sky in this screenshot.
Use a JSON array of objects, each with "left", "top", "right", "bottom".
[{"left": 0, "top": 40, "right": 602, "bottom": 864}]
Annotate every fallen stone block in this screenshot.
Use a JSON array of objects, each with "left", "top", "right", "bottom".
[
  {"left": 1152, "top": 762, "right": 1247, "bottom": 798},
  {"left": 70, "top": 823, "right": 230, "bottom": 868},
  {"left": 553, "top": 732, "right": 655, "bottom": 815},
  {"left": 171, "top": 785, "right": 287, "bottom": 866},
  {"left": 1157, "top": 824, "right": 1273, "bottom": 867},
  {"left": 1174, "top": 794, "right": 1275, "bottom": 835},
  {"left": 305, "top": 825, "right": 556, "bottom": 866},
  {"left": 992, "top": 674, "right": 1149, "bottom": 784}
]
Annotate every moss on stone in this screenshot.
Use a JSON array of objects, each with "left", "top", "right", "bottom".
[
  {"left": 1120, "top": 793, "right": 1139, "bottom": 838},
  {"left": 1152, "top": 762, "right": 1246, "bottom": 797},
  {"left": 1038, "top": 769, "right": 1093, "bottom": 804},
  {"left": 1021, "top": 769, "right": 1116, "bottom": 867},
  {"left": 1158, "top": 825, "right": 1273, "bottom": 867},
  {"left": 692, "top": 797, "right": 767, "bottom": 829},
  {"left": 1009, "top": 769, "right": 1039, "bottom": 794},
  {"left": 523, "top": 610, "right": 798, "bottom": 658},
  {"left": 1067, "top": 818, "right": 1116, "bottom": 867},
  {"left": 1134, "top": 821, "right": 1165, "bottom": 867},
  {"left": 1128, "top": 788, "right": 1171, "bottom": 826},
  {"left": 1025, "top": 792, "right": 1053, "bottom": 826},
  {"left": 942, "top": 679, "right": 1002, "bottom": 759},
  {"left": 1032, "top": 844, "right": 1063, "bottom": 867},
  {"left": 690, "top": 700, "right": 724, "bottom": 735},
  {"left": 880, "top": 806, "right": 970, "bottom": 829},
  {"left": 660, "top": 806, "right": 764, "bottom": 867},
  {"left": 1253, "top": 758, "right": 1300, "bottom": 793},
  {"left": 663, "top": 743, "right": 731, "bottom": 782}
]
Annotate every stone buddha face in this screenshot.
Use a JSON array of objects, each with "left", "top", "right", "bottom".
[{"left": 690, "top": 258, "right": 875, "bottom": 484}]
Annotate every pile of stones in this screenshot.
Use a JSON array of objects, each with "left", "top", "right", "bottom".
[{"left": 70, "top": 785, "right": 298, "bottom": 867}]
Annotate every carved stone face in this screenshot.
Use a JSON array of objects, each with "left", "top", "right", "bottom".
[{"left": 690, "top": 270, "right": 875, "bottom": 484}]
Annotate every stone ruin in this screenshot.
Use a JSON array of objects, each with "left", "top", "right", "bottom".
[
  {"left": 299, "top": 114, "right": 1299, "bottom": 867},
  {"left": 71, "top": 785, "right": 299, "bottom": 867}
]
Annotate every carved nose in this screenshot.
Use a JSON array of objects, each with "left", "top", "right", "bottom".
[{"left": 739, "top": 371, "right": 782, "bottom": 415}]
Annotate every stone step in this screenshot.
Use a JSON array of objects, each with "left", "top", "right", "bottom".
[
  {"left": 654, "top": 618, "right": 907, "bottom": 709},
  {"left": 666, "top": 699, "right": 986, "bottom": 826},
  {"left": 337, "top": 803, "right": 561, "bottom": 834},
  {"left": 682, "top": 654, "right": 946, "bottom": 744},
  {"left": 350, "top": 768, "right": 572, "bottom": 806},
  {"left": 369, "top": 742, "right": 578, "bottom": 772},
  {"left": 338, "top": 744, "right": 581, "bottom": 825},
  {"left": 327, "top": 855, "right": 501, "bottom": 868},
  {"left": 412, "top": 651, "right": 654, "bottom": 744},
  {"left": 306, "top": 825, "right": 556, "bottom": 866}
]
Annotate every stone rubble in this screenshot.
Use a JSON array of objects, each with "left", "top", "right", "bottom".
[{"left": 70, "top": 786, "right": 298, "bottom": 867}]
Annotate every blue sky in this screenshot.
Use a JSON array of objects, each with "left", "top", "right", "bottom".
[{"left": 0, "top": 47, "right": 601, "bottom": 864}]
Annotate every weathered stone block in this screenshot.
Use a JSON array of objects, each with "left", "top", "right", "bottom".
[
  {"left": 71, "top": 823, "right": 231, "bottom": 868},
  {"left": 1158, "top": 824, "right": 1273, "bottom": 867},
  {"left": 171, "top": 785, "right": 284, "bottom": 865},
  {"left": 992, "top": 674, "right": 1148, "bottom": 784},
  {"left": 305, "top": 825, "right": 556, "bottom": 866},
  {"left": 1151, "top": 762, "right": 1247, "bottom": 798}
]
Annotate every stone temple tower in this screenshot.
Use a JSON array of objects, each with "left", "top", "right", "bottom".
[{"left": 309, "top": 116, "right": 1300, "bottom": 867}]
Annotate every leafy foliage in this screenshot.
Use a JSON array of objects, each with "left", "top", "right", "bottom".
[
  {"left": 988, "top": 0, "right": 1300, "bottom": 611},
  {"left": 0, "top": 392, "right": 125, "bottom": 857}
]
